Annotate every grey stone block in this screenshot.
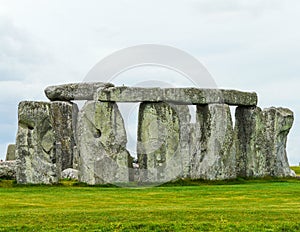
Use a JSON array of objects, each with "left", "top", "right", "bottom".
[
  {"left": 97, "top": 86, "right": 258, "bottom": 106},
  {"left": 45, "top": 82, "right": 114, "bottom": 101}
]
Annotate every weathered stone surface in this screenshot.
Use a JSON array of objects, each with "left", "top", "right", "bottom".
[
  {"left": 190, "top": 104, "right": 236, "bottom": 180},
  {"left": 72, "top": 146, "right": 79, "bottom": 170},
  {"left": 176, "top": 105, "right": 192, "bottom": 178},
  {"left": 45, "top": 82, "right": 114, "bottom": 101},
  {"left": 137, "top": 102, "right": 190, "bottom": 182},
  {"left": 5, "top": 144, "right": 16, "bottom": 161},
  {"left": 50, "top": 101, "right": 78, "bottom": 170},
  {"left": 235, "top": 106, "right": 264, "bottom": 177},
  {"left": 16, "top": 101, "right": 78, "bottom": 184},
  {"left": 263, "top": 107, "right": 295, "bottom": 177},
  {"left": 97, "top": 87, "right": 257, "bottom": 106},
  {"left": 0, "top": 161, "right": 17, "bottom": 179},
  {"left": 77, "top": 101, "right": 131, "bottom": 185},
  {"left": 235, "top": 106, "right": 295, "bottom": 177},
  {"left": 16, "top": 101, "right": 58, "bottom": 184},
  {"left": 189, "top": 122, "right": 201, "bottom": 177},
  {"left": 62, "top": 168, "right": 78, "bottom": 180}
]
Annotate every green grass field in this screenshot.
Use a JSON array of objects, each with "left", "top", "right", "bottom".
[{"left": 1, "top": 178, "right": 300, "bottom": 231}]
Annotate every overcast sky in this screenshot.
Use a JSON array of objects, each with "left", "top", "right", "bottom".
[{"left": 0, "top": 0, "right": 299, "bottom": 164}]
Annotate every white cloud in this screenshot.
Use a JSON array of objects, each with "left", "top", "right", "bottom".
[
  {"left": 190, "top": 0, "right": 283, "bottom": 15},
  {"left": 0, "top": 19, "right": 48, "bottom": 81}
]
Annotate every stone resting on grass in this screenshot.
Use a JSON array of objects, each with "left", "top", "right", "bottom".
[
  {"left": 0, "top": 161, "right": 17, "bottom": 180},
  {"left": 5, "top": 82, "right": 295, "bottom": 185}
]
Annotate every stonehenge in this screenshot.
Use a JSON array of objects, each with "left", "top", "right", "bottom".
[{"left": 2, "top": 82, "right": 295, "bottom": 184}]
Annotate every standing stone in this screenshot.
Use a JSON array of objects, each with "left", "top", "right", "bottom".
[
  {"left": 174, "top": 105, "right": 191, "bottom": 178},
  {"left": 263, "top": 107, "right": 295, "bottom": 177},
  {"left": 137, "top": 102, "right": 188, "bottom": 182},
  {"left": 5, "top": 144, "right": 16, "bottom": 161},
  {"left": 235, "top": 106, "right": 265, "bottom": 177},
  {"left": 50, "top": 101, "right": 78, "bottom": 170},
  {"left": 189, "top": 122, "right": 201, "bottom": 177},
  {"left": 77, "top": 101, "right": 131, "bottom": 185},
  {"left": 235, "top": 106, "right": 295, "bottom": 177},
  {"left": 16, "top": 101, "right": 78, "bottom": 184},
  {"left": 190, "top": 104, "right": 236, "bottom": 180},
  {"left": 16, "top": 101, "right": 57, "bottom": 184}
]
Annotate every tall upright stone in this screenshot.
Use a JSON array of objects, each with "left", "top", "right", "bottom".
[
  {"left": 235, "top": 106, "right": 295, "bottom": 177},
  {"left": 77, "top": 101, "right": 131, "bottom": 185},
  {"left": 5, "top": 144, "right": 16, "bottom": 161},
  {"left": 16, "top": 101, "right": 78, "bottom": 184},
  {"left": 190, "top": 104, "right": 236, "bottom": 180},
  {"left": 137, "top": 102, "right": 189, "bottom": 182},
  {"left": 263, "top": 107, "right": 294, "bottom": 177},
  {"left": 189, "top": 122, "right": 201, "bottom": 177},
  {"left": 174, "top": 105, "right": 191, "bottom": 178},
  {"left": 50, "top": 101, "right": 78, "bottom": 170},
  {"left": 235, "top": 106, "right": 264, "bottom": 177},
  {"left": 16, "top": 101, "right": 57, "bottom": 184}
]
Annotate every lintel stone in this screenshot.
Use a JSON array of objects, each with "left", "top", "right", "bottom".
[
  {"left": 45, "top": 82, "right": 114, "bottom": 101},
  {"left": 96, "top": 86, "right": 257, "bottom": 106}
]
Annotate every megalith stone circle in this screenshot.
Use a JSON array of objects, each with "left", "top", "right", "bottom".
[{"left": 8, "top": 81, "right": 295, "bottom": 184}]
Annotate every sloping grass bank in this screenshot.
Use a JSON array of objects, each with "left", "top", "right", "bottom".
[
  {"left": 1, "top": 178, "right": 300, "bottom": 231},
  {"left": 291, "top": 166, "right": 300, "bottom": 175}
]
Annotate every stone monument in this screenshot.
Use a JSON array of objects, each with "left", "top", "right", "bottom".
[{"left": 0, "top": 82, "right": 294, "bottom": 184}]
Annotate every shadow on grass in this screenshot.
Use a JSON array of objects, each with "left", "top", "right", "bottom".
[
  {"left": 1, "top": 176, "right": 300, "bottom": 188},
  {"left": 158, "top": 176, "right": 300, "bottom": 187}
]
